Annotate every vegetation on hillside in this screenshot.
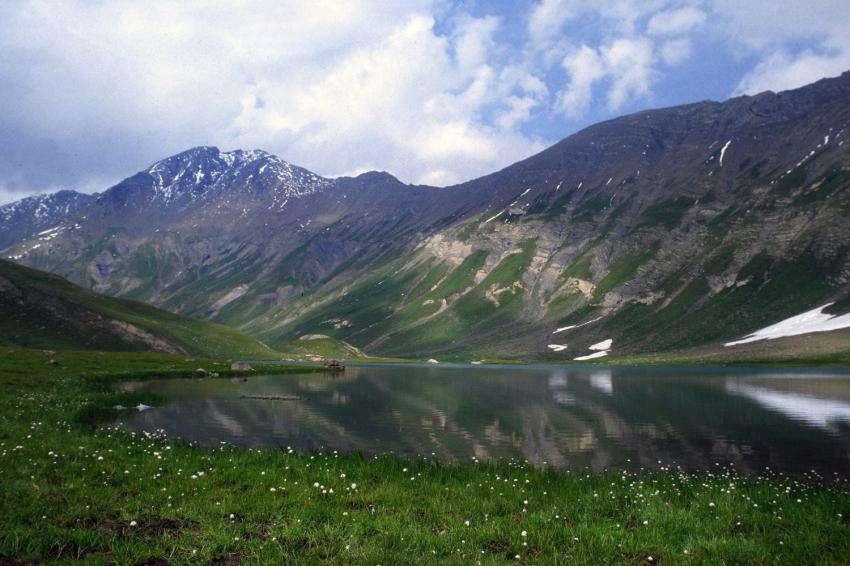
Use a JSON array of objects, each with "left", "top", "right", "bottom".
[{"left": 0, "top": 259, "right": 279, "bottom": 359}]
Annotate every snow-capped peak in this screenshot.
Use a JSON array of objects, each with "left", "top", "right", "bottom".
[
  {"left": 1, "top": 190, "right": 88, "bottom": 223},
  {"left": 144, "top": 147, "right": 330, "bottom": 206}
]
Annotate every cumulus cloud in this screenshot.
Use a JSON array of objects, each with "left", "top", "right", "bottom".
[
  {"left": 556, "top": 37, "right": 658, "bottom": 116},
  {"left": 709, "top": 0, "right": 850, "bottom": 95},
  {"left": 0, "top": 0, "right": 847, "bottom": 204},
  {"left": 0, "top": 0, "right": 546, "bottom": 199},
  {"left": 602, "top": 37, "right": 657, "bottom": 110},
  {"left": 556, "top": 45, "right": 606, "bottom": 117},
  {"left": 544, "top": 1, "right": 699, "bottom": 118},
  {"left": 659, "top": 38, "right": 694, "bottom": 65},
  {"left": 734, "top": 50, "right": 850, "bottom": 95},
  {"left": 528, "top": 0, "right": 577, "bottom": 52},
  {"left": 647, "top": 6, "right": 706, "bottom": 36}
]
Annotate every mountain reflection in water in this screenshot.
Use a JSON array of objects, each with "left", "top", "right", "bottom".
[{"left": 117, "top": 364, "right": 850, "bottom": 475}]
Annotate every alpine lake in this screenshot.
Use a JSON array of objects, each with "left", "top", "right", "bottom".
[{"left": 116, "top": 362, "right": 850, "bottom": 477}]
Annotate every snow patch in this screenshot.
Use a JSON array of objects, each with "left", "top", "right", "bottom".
[
  {"left": 589, "top": 338, "right": 613, "bottom": 351},
  {"left": 37, "top": 226, "right": 61, "bottom": 236},
  {"left": 547, "top": 344, "right": 568, "bottom": 352},
  {"left": 484, "top": 210, "right": 505, "bottom": 223},
  {"left": 553, "top": 316, "right": 603, "bottom": 334},
  {"left": 574, "top": 351, "right": 608, "bottom": 361},
  {"left": 719, "top": 140, "right": 732, "bottom": 167},
  {"left": 725, "top": 303, "right": 850, "bottom": 346}
]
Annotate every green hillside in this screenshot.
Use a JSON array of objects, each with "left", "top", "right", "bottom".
[{"left": 0, "top": 259, "right": 278, "bottom": 358}]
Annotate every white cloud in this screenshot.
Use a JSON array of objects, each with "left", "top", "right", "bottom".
[
  {"left": 543, "top": 1, "right": 699, "bottom": 118},
  {"left": 733, "top": 50, "right": 850, "bottom": 95},
  {"left": 1, "top": 0, "right": 848, "bottom": 202},
  {"left": 602, "top": 37, "right": 657, "bottom": 110},
  {"left": 708, "top": 0, "right": 850, "bottom": 95},
  {"left": 647, "top": 6, "right": 706, "bottom": 36},
  {"left": 659, "top": 38, "right": 694, "bottom": 65},
  {"left": 528, "top": 0, "right": 577, "bottom": 51},
  {"left": 0, "top": 0, "right": 546, "bottom": 195},
  {"left": 556, "top": 37, "right": 657, "bottom": 116},
  {"left": 556, "top": 45, "right": 606, "bottom": 117}
]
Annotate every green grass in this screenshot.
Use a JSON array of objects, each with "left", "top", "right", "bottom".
[
  {"left": 636, "top": 197, "right": 695, "bottom": 230},
  {"left": 0, "top": 349, "right": 848, "bottom": 564},
  {"left": 593, "top": 243, "right": 660, "bottom": 299},
  {"left": 792, "top": 167, "right": 850, "bottom": 207},
  {"left": 0, "top": 260, "right": 279, "bottom": 359},
  {"left": 427, "top": 251, "right": 488, "bottom": 300},
  {"left": 560, "top": 254, "right": 593, "bottom": 281},
  {"left": 777, "top": 164, "right": 808, "bottom": 195},
  {"left": 382, "top": 242, "right": 537, "bottom": 355},
  {"left": 597, "top": 248, "right": 844, "bottom": 354},
  {"left": 571, "top": 194, "right": 609, "bottom": 223},
  {"left": 276, "top": 336, "right": 365, "bottom": 359}
]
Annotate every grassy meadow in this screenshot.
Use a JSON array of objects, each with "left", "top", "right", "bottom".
[{"left": 1, "top": 348, "right": 849, "bottom": 564}]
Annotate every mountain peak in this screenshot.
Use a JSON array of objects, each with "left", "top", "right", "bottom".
[
  {"left": 138, "top": 146, "right": 329, "bottom": 206},
  {"left": 354, "top": 170, "right": 400, "bottom": 183}
]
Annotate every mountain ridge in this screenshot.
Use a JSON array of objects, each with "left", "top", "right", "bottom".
[{"left": 3, "top": 71, "right": 850, "bottom": 359}]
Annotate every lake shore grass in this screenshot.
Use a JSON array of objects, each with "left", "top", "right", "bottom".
[{"left": 1, "top": 348, "right": 849, "bottom": 564}]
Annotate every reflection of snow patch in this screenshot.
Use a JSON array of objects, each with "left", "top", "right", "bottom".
[
  {"left": 553, "top": 392, "right": 575, "bottom": 404},
  {"left": 548, "top": 374, "right": 567, "bottom": 388},
  {"left": 574, "top": 351, "right": 608, "bottom": 361},
  {"left": 725, "top": 303, "right": 850, "bottom": 346},
  {"left": 725, "top": 381, "right": 850, "bottom": 429},
  {"left": 589, "top": 371, "right": 613, "bottom": 394}
]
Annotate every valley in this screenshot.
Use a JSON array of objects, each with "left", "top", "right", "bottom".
[
  {"left": 2, "top": 68, "right": 850, "bottom": 565},
  {"left": 3, "top": 73, "right": 850, "bottom": 363}
]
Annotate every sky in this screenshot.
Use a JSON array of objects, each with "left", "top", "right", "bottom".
[{"left": 1, "top": 0, "right": 849, "bottom": 204}]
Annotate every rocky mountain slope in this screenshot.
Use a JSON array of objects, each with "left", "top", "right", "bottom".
[
  {"left": 0, "top": 190, "right": 93, "bottom": 251},
  {"left": 4, "top": 72, "right": 850, "bottom": 360},
  {"left": 0, "top": 259, "right": 278, "bottom": 358}
]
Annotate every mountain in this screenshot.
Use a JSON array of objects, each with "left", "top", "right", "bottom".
[
  {"left": 4, "top": 72, "right": 850, "bottom": 360},
  {"left": 0, "top": 259, "right": 278, "bottom": 358},
  {"left": 0, "top": 190, "right": 93, "bottom": 251}
]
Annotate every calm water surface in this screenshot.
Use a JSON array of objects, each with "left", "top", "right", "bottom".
[{"left": 116, "top": 363, "right": 850, "bottom": 475}]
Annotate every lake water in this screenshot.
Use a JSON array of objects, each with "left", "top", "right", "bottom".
[{"left": 116, "top": 363, "right": 850, "bottom": 476}]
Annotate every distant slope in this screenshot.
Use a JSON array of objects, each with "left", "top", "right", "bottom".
[
  {"left": 0, "top": 259, "right": 278, "bottom": 358},
  {"left": 277, "top": 335, "right": 366, "bottom": 360}
]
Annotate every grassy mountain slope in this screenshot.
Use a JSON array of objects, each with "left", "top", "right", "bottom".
[
  {"left": 241, "top": 75, "right": 850, "bottom": 359},
  {"left": 5, "top": 73, "right": 850, "bottom": 361},
  {"left": 0, "top": 259, "right": 278, "bottom": 358}
]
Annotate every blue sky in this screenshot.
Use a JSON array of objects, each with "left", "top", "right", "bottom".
[{"left": 1, "top": 0, "right": 849, "bottom": 204}]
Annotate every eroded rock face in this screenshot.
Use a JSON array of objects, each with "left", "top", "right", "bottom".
[{"left": 421, "top": 234, "right": 473, "bottom": 266}]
